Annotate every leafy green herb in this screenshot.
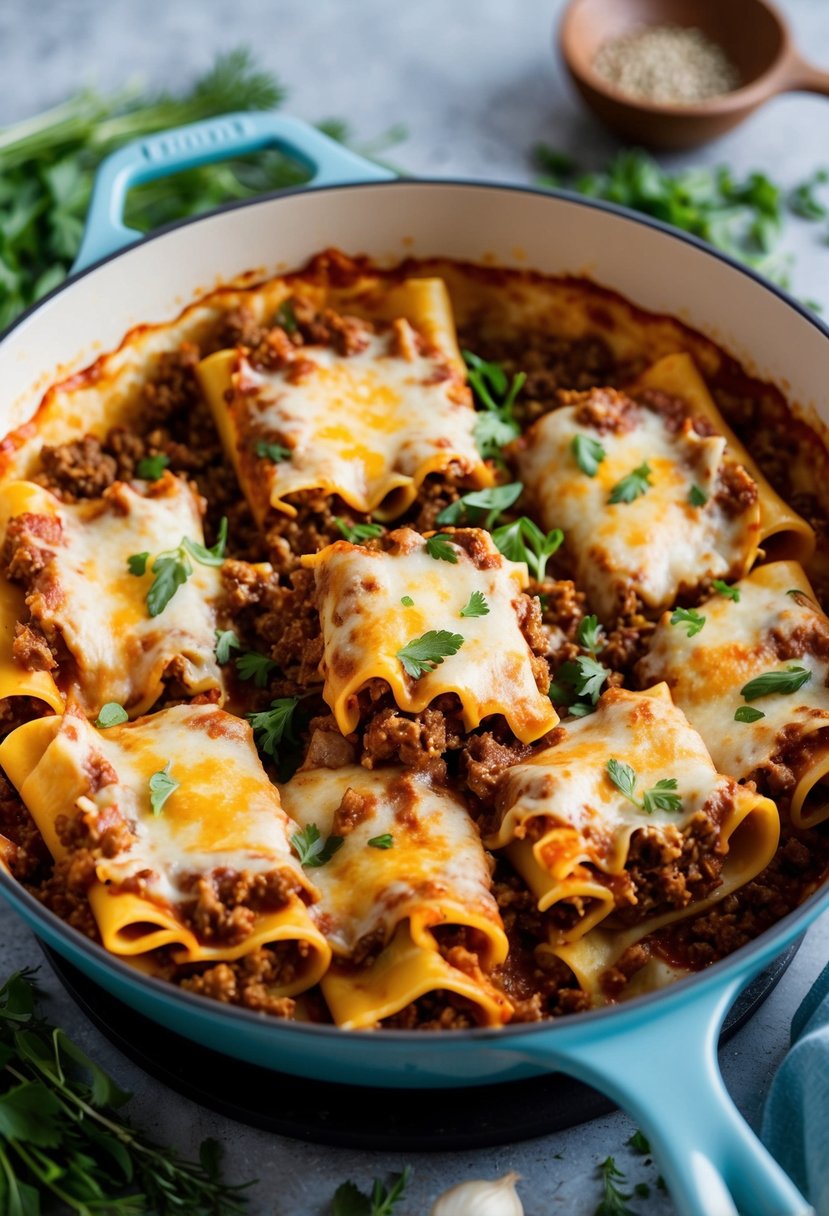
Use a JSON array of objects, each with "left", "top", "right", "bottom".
[
  {"left": 608, "top": 462, "right": 652, "bottom": 505},
  {"left": 463, "top": 350, "right": 525, "bottom": 460},
  {"left": 550, "top": 655, "right": 609, "bottom": 709},
  {"left": 577, "top": 614, "right": 604, "bottom": 655},
  {"left": 627, "top": 1129, "right": 651, "bottom": 1155},
  {"left": 460, "top": 591, "right": 490, "bottom": 618},
  {"left": 140, "top": 518, "right": 228, "bottom": 617},
  {"left": 396, "top": 630, "right": 464, "bottom": 679},
  {"left": 670, "top": 607, "right": 706, "bottom": 637},
  {"left": 274, "top": 299, "right": 298, "bottom": 332},
  {"left": 335, "top": 518, "right": 384, "bottom": 543},
  {"left": 127, "top": 551, "right": 149, "bottom": 576},
  {"left": 94, "top": 702, "right": 129, "bottom": 729},
  {"left": 290, "top": 823, "right": 344, "bottom": 868},
  {"left": 331, "top": 1167, "right": 412, "bottom": 1216},
  {"left": 740, "top": 665, "right": 812, "bottom": 701},
  {"left": 634, "top": 1182, "right": 651, "bottom": 1199},
  {"left": 400, "top": 596, "right": 414, "bottom": 607},
  {"left": 436, "top": 482, "right": 523, "bottom": 528},
  {"left": 689, "top": 484, "right": 708, "bottom": 507},
  {"left": 789, "top": 169, "right": 828, "bottom": 220},
  {"left": 571, "top": 433, "right": 606, "bottom": 477},
  {"left": 149, "top": 762, "right": 179, "bottom": 816},
  {"left": 247, "top": 696, "right": 300, "bottom": 756},
  {"left": 569, "top": 702, "right": 594, "bottom": 718},
  {"left": 606, "top": 759, "right": 682, "bottom": 815},
  {"left": 735, "top": 706, "right": 765, "bottom": 723},
  {"left": 214, "top": 628, "right": 241, "bottom": 664},
  {"left": 136, "top": 453, "right": 170, "bottom": 480},
  {"left": 256, "top": 440, "right": 292, "bottom": 463},
  {"left": 424, "top": 533, "right": 458, "bottom": 564},
  {"left": 368, "top": 834, "right": 394, "bottom": 850},
  {"left": 491, "top": 516, "right": 564, "bottom": 582},
  {"left": 712, "top": 579, "right": 740, "bottom": 602},
  {"left": 786, "top": 588, "right": 806, "bottom": 599},
  {"left": 235, "top": 650, "right": 278, "bottom": 688},
  {"left": 594, "top": 1156, "right": 637, "bottom": 1216}
]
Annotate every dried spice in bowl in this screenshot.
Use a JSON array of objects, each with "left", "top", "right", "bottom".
[{"left": 592, "top": 25, "right": 740, "bottom": 105}]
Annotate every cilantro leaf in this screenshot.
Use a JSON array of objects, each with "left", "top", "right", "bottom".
[
  {"left": 436, "top": 482, "right": 523, "bottom": 528},
  {"left": 214, "top": 628, "right": 241, "bottom": 664},
  {"left": 740, "top": 665, "right": 812, "bottom": 701},
  {"left": 424, "top": 533, "right": 458, "bottom": 563},
  {"left": 290, "top": 823, "right": 344, "bottom": 868},
  {"left": 148, "top": 762, "right": 178, "bottom": 816},
  {"left": 247, "top": 696, "right": 300, "bottom": 756},
  {"left": 491, "top": 516, "right": 563, "bottom": 582},
  {"left": 608, "top": 462, "right": 652, "bottom": 504},
  {"left": 556, "top": 656, "right": 609, "bottom": 704},
  {"left": 712, "top": 579, "right": 740, "bottom": 601},
  {"left": 335, "top": 518, "right": 384, "bottom": 543},
  {"left": 670, "top": 607, "right": 706, "bottom": 637},
  {"left": 396, "top": 630, "right": 464, "bottom": 679},
  {"left": 368, "top": 834, "right": 394, "bottom": 850},
  {"left": 571, "top": 433, "right": 606, "bottom": 477},
  {"left": 460, "top": 591, "right": 490, "bottom": 618},
  {"left": 689, "top": 483, "right": 708, "bottom": 507},
  {"left": 642, "top": 778, "right": 682, "bottom": 815},
  {"left": 127, "top": 551, "right": 149, "bottom": 576},
  {"left": 95, "top": 703, "right": 128, "bottom": 729},
  {"left": 577, "top": 614, "right": 604, "bottom": 654},
  {"left": 256, "top": 439, "right": 292, "bottom": 463},
  {"left": 235, "top": 650, "right": 278, "bottom": 688},
  {"left": 735, "top": 706, "right": 765, "bottom": 723},
  {"left": 136, "top": 453, "right": 170, "bottom": 480}
]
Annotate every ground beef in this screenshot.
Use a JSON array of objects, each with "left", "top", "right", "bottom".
[
  {"left": 178, "top": 944, "right": 305, "bottom": 1017},
  {"left": 219, "top": 562, "right": 322, "bottom": 688},
  {"left": 716, "top": 461, "right": 760, "bottom": 517},
  {"left": 180, "top": 868, "right": 299, "bottom": 946},
  {"left": 11, "top": 622, "right": 56, "bottom": 672},
  {"left": 563, "top": 386, "right": 638, "bottom": 435},
  {"left": 263, "top": 489, "right": 369, "bottom": 571},
  {"left": 36, "top": 436, "right": 117, "bottom": 500},
  {"left": 461, "top": 731, "right": 532, "bottom": 802},
  {"left": 610, "top": 811, "right": 725, "bottom": 927},
  {"left": 360, "top": 702, "right": 465, "bottom": 781},
  {"left": 380, "top": 991, "right": 478, "bottom": 1030},
  {"left": 0, "top": 774, "right": 50, "bottom": 881}
]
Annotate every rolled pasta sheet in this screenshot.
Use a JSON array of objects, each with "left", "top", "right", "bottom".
[
  {"left": 638, "top": 559, "right": 829, "bottom": 829},
  {"left": 0, "top": 475, "right": 223, "bottom": 720},
  {"left": 302, "top": 527, "right": 558, "bottom": 744},
  {"left": 514, "top": 365, "right": 763, "bottom": 623},
  {"left": 279, "top": 764, "right": 511, "bottom": 1029},
  {"left": 485, "top": 685, "right": 779, "bottom": 944},
  {"left": 0, "top": 704, "right": 330, "bottom": 991},
  {"left": 196, "top": 277, "right": 491, "bottom": 524}
]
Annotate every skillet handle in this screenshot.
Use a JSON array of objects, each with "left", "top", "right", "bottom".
[
  {"left": 73, "top": 111, "right": 394, "bottom": 273},
  {"left": 518, "top": 973, "right": 812, "bottom": 1216}
]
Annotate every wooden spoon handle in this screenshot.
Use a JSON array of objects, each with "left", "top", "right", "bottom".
[{"left": 783, "top": 52, "right": 829, "bottom": 98}]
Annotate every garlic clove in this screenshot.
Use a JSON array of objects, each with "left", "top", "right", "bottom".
[{"left": 430, "top": 1172, "right": 524, "bottom": 1216}]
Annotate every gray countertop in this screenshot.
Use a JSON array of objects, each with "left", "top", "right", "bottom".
[{"left": 1, "top": 1, "right": 829, "bottom": 1212}]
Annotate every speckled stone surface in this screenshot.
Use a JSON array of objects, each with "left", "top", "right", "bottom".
[{"left": 0, "top": 2, "right": 828, "bottom": 1212}]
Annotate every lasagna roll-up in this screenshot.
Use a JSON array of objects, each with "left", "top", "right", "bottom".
[
  {"left": 0, "top": 475, "right": 222, "bottom": 719},
  {"left": 279, "top": 764, "right": 511, "bottom": 1029},
  {"left": 196, "top": 277, "right": 491, "bottom": 524},
  {"left": 638, "top": 560, "right": 829, "bottom": 828},
  {"left": 302, "top": 527, "right": 558, "bottom": 744},
  {"left": 0, "top": 704, "right": 330, "bottom": 990},
  {"left": 485, "top": 685, "right": 779, "bottom": 943},
  {"left": 515, "top": 377, "right": 763, "bottom": 623}
]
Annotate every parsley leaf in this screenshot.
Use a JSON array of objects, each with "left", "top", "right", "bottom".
[
  {"left": 606, "top": 758, "right": 638, "bottom": 804},
  {"left": 491, "top": 516, "right": 564, "bottom": 582},
  {"left": 331, "top": 1168, "right": 412, "bottom": 1216},
  {"left": 740, "top": 666, "right": 812, "bottom": 701},
  {"left": 274, "top": 299, "right": 298, "bottom": 332},
  {"left": 94, "top": 703, "right": 128, "bottom": 729},
  {"left": 463, "top": 349, "right": 525, "bottom": 460},
  {"left": 735, "top": 706, "right": 765, "bottom": 723},
  {"left": 290, "top": 823, "right": 344, "bottom": 868},
  {"left": 689, "top": 483, "right": 708, "bottom": 507},
  {"left": 247, "top": 696, "right": 300, "bottom": 756},
  {"left": 670, "top": 607, "right": 706, "bottom": 637},
  {"left": 400, "top": 595, "right": 414, "bottom": 607},
  {"left": 148, "top": 762, "right": 179, "bottom": 816},
  {"left": 436, "top": 481, "right": 523, "bottom": 528},
  {"left": 136, "top": 453, "right": 170, "bottom": 480},
  {"left": 608, "top": 462, "right": 652, "bottom": 504},
  {"left": 577, "top": 614, "right": 604, "bottom": 655},
  {"left": 142, "top": 518, "right": 229, "bottom": 617},
  {"left": 595, "top": 1156, "right": 637, "bottom": 1216},
  {"left": 335, "top": 518, "right": 384, "bottom": 543},
  {"left": 569, "top": 702, "right": 594, "bottom": 717},
  {"left": 235, "top": 650, "right": 278, "bottom": 688},
  {"left": 181, "top": 517, "right": 228, "bottom": 567},
  {"left": 424, "top": 533, "right": 458, "bottom": 563},
  {"left": 214, "top": 628, "right": 241, "bottom": 664},
  {"left": 606, "top": 759, "right": 682, "bottom": 815},
  {"left": 571, "top": 433, "right": 606, "bottom": 477},
  {"left": 460, "top": 591, "right": 489, "bottom": 618},
  {"left": 556, "top": 656, "right": 609, "bottom": 705},
  {"left": 396, "top": 631, "right": 464, "bottom": 679},
  {"left": 256, "top": 439, "right": 292, "bottom": 463},
  {"left": 627, "top": 1129, "right": 651, "bottom": 1155},
  {"left": 712, "top": 579, "right": 740, "bottom": 602},
  {"left": 368, "top": 834, "right": 394, "bottom": 850},
  {"left": 127, "top": 551, "right": 149, "bottom": 576},
  {"left": 789, "top": 169, "right": 828, "bottom": 220}
]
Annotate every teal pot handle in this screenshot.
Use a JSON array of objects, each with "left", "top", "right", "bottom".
[
  {"left": 519, "top": 969, "right": 812, "bottom": 1216},
  {"left": 73, "top": 111, "right": 395, "bottom": 272}
]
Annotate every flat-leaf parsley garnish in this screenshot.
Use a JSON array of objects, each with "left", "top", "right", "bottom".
[
  {"left": 491, "top": 516, "right": 563, "bottom": 582},
  {"left": 400, "top": 595, "right": 414, "bottom": 607},
  {"left": 127, "top": 551, "right": 149, "bottom": 576},
  {"left": 436, "top": 481, "right": 523, "bottom": 528},
  {"left": 424, "top": 533, "right": 458, "bottom": 563},
  {"left": 606, "top": 758, "right": 682, "bottom": 815},
  {"left": 368, "top": 834, "right": 394, "bottom": 850},
  {"left": 131, "top": 518, "right": 228, "bottom": 618},
  {"left": 460, "top": 591, "right": 489, "bottom": 618},
  {"left": 255, "top": 439, "right": 292, "bottom": 463},
  {"left": 235, "top": 650, "right": 278, "bottom": 688},
  {"left": 396, "top": 631, "right": 464, "bottom": 679},
  {"left": 149, "top": 762, "right": 179, "bottom": 816},
  {"left": 214, "top": 628, "right": 241, "bottom": 664},
  {"left": 689, "top": 483, "right": 708, "bottom": 507},
  {"left": 712, "top": 579, "right": 740, "bottom": 601},
  {"left": 335, "top": 518, "right": 384, "bottom": 543},
  {"left": 463, "top": 349, "right": 525, "bottom": 461},
  {"left": 735, "top": 706, "right": 765, "bottom": 723},
  {"left": 247, "top": 696, "right": 300, "bottom": 756},
  {"left": 670, "top": 607, "right": 706, "bottom": 637},
  {"left": 291, "top": 823, "right": 344, "bottom": 868},
  {"left": 577, "top": 614, "right": 604, "bottom": 655},
  {"left": 740, "top": 665, "right": 812, "bottom": 701},
  {"left": 608, "top": 462, "right": 652, "bottom": 504},
  {"left": 136, "top": 453, "right": 170, "bottom": 480},
  {"left": 549, "top": 655, "right": 609, "bottom": 712},
  {"left": 95, "top": 702, "right": 128, "bottom": 729},
  {"left": 571, "top": 433, "right": 606, "bottom": 477}
]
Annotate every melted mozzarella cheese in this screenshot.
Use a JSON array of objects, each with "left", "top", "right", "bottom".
[
  {"left": 638, "top": 560, "right": 829, "bottom": 781},
  {"left": 303, "top": 528, "right": 558, "bottom": 743},
  {"left": 280, "top": 764, "right": 506, "bottom": 964},
  {"left": 516, "top": 402, "right": 760, "bottom": 622},
  {"left": 2, "top": 477, "right": 222, "bottom": 717}
]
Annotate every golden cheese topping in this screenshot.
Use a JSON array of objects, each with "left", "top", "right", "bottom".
[
  {"left": 515, "top": 395, "right": 760, "bottom": 622},
  {"left": 0, "top": 476, "right": 222, "bottom": 718},
  {"left": 302, "top": 528, "right": 558, "bottom": 743}
]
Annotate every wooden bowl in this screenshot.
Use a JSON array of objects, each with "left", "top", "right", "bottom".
[{"left": 559, "top": 0, "right": 829, "bottom": 148}]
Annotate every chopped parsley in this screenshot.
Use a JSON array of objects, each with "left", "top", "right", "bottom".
[
  {"left": 274, "top": 299, "right": 298, "bottom": 332},
  {"left": 396, "top": 630, "right": 464, "bottom": 679},
  {"left": 460, "top": 591, "right": 489, "bottom": 618},
  {"left": 491, "top": 516, "right": 563, "bottom": 582},
  {"left": 740, "top": 665, "right": 812, "bottom": 701},
  {"left": 235, "top": 650, "right": 278, "bottom": 688},
  {"left": 463, "top": 349, "right": 524, "bottom": 460},
  {"left": 335, "top": 518, "right": 384, "bottom": 543},
  {"left": 148, "top": 762, "right": 178, "bottom": 816},
  {"left": 577, "top": 614, "right": 604, "bottom": 655},
  {"left": 290, "top": 823, "right": 343, "bottom": 868},
  {"left": 135, "top": 453, "right": 170, "bottom": 480},
  {"left": 127, "top": 551, "right": 149, "bottom": 576},
  {"left": 400, "top": 595, "right": 414, "bottom": 607},
  {"left": 608, "top": 462, "right": 652, "bottom": 504},
  {"left": 331, "top": 1167, "right": 412, "bottom": 1216},
  {"left": 368, "top": 834, "right": 394, "bottom": 850},
  {"left": 606, "top": 758, "right": 682, "bottom": 815},
  {"left": 255, "top": 440, "right": 292, "bottom": 463},
  {"left": 670, "top": 606, "right": 706, "bottom": 637},
  {"left": 571, "top": 433, "right": 606, "bottom": 477},
  {"left": 436, "top": 481, "right": 523, "bottom": 528},
  {"left": 94, "top": 702, "right": 128, "bottom": 729},
  {"left": 689, "top": 483, "right": 708, "bottom": 507},
  {"left": 549, "top": 655, "right": 609, "bottom": 711},
  {"left": 626, "top": 1129, "right": 651, "bottom": 1155},
  {"left": 789, "top": 169, "right": 828, "bottom": 220},
  {"left": 214, "top": 628, "right": 241, "bottom": 664},
  {"left": 735, "top": 706, "right": 765, "bottom": 723},
  {"left": 130, "top": 518, "right": 228, "bottom": 618},
  {"left": 712, "top": 579, "right": 740, "bottom": 601},
  {"left": 247, "top": 696, "right": 300, "bottom": 756},
  {"left": 424, "top": 533, "right": 458, "bottom": 563}
]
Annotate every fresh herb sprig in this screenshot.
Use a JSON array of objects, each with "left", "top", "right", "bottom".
[
  {"left": 606, "top": 758, "right": 682, "bottom": 815},
  {"left": 247, "top": 696, "right": 300, "bottom": 756},
  {"left": 670, "top": 606, "right": 706, "bottom": 637},
  {"left": 436, "top": 482, "right": 523, "bottom": 528},
  {"left": 128, "top": 519, "right": 228, "bottom": 617},
  {"left": 335, "top": 518, "right": 384, "bottom": 544},
  {"left": 740, "top": 665, "right": 812, "bottom": 701},
  {"left": 491, "top": 516, "right": 564, "bottom": 581},
  {"left": 608, "top": 462, "right": 652, "bottom": 505},
  {"left": 397, "top": 631, "right": 464, "bottom": 679},
  {"left": 291, "top": 823, "right": 344, "bottom": 868},
  {"left": 460, "top": 591, "right": 490, "bottom": 618},
  {"left": 331, "top": 1167, "right": 412, "bottom": 1216},
  {"left": 0, "top": 970, "right": 251, "bottom": 1213},
  {"left": 549, "top": 654, "right": 609, "bottom": 715},
  {"left": 463, "top": 350, "right": 525, "bottom": 461},
  {"left": 594, "top": 1156, "right": 638, "bottom": 1216},
  {"left": 572, "top": 433, "right": 606, "bottom": 477}
]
